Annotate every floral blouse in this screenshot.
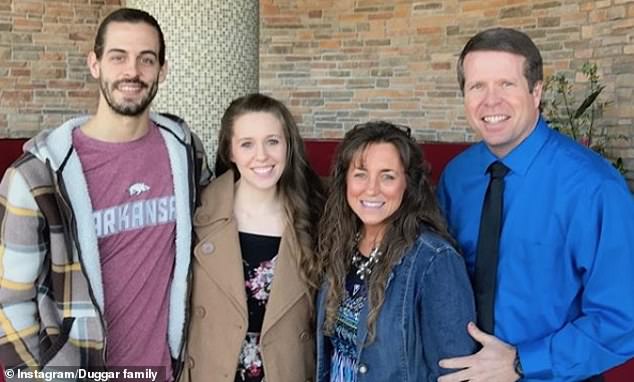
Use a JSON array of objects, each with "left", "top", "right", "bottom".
[{"left": 235, "top": 232, "right": 280, "bottom": 382}]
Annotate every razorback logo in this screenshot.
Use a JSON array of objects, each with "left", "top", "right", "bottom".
[{"left": 128, "top": 182, "right": 150, "bottom": 196}]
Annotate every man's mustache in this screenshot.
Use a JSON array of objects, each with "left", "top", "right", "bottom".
[{"left": 112, "top": 78, "right": 148, "bottom": 89}]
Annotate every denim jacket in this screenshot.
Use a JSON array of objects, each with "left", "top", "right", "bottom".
[{"left": 315, "top": 230, "right": 477, "bottom": 382}]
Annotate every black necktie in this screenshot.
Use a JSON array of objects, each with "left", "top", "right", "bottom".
[{"left": 474, "top": 161, "right": 509, "bottom": 334}]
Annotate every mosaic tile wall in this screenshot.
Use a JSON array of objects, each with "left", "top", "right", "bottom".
[{"left": 127, "top": 0, "right": 259, "bottom": 163}]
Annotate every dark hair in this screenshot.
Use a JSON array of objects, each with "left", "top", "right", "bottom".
[
  {"left": 216, "top": 93, "right": 326, "bottom": 292},
  {"left": 318, "top": 121, "right": 453, "bottom": 343},
  {"left": 457, "top": 27, "right": 543, "bottom": 95},
  {"left": 94, "top": 8, "right": 166, "bottom": 66}
]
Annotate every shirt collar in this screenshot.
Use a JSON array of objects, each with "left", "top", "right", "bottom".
[{"left": 477, "top": 115, "right": 550, "bottom": 177}]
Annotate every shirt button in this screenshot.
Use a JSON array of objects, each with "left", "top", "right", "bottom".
[
  {"left": 358, "top": 364, "right": 368, "bottom": 374},
  {"left": 299, "top": 331, "right": 310, "bottom": 341},
  {"left": 201, "top": 241, "right": 215, "bottom": 254},
  {"left": 187, "top": 356, "right": 195, "bottom": 369},
  {"left": 195, "top": 306, "right": 206, "bottom": 318}
]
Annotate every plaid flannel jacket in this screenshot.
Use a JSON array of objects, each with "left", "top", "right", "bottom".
[{"left": 0, "top": 113, "right": 210, "bottom": 372}]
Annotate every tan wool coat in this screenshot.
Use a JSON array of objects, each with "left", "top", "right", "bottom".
[{"left": 181, "top": 171, "right": 315, "bottom": 382}]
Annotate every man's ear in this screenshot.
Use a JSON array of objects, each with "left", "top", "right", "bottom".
[
  {"left": 531, "top": 81, "right": 543, "bottom": 109},
  {"left": 158, "top": 60, "right": 168, "bottom": 83},
  {"left": 87, "top": 52, "right": 100, "bottom": 80}
]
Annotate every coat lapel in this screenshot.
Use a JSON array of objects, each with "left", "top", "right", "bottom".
[
  {"left": 261, "top": 226, "right": 309, "bottom": 336},
  {"left": 193, "top": 171, "right": 248, "bottom": 318}
]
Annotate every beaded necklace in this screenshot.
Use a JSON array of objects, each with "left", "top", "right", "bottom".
[{"left": 351, "top": 233, "right": 383, "bottom": 280}]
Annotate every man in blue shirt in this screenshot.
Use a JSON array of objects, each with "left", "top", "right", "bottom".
[{"left": 436, "top": 27, "right": 634, "bottom": 382}]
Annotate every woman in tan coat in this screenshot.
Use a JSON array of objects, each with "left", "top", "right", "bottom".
[{"left": 182, "top": 93, "right": 325, "bottom": 382}]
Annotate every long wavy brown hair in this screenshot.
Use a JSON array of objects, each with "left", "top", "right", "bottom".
[
  {"left": 318, "top": 121, "right": 453, "bottom": 343},
  {"left": 215, "top": 93, "right": 326, "bottom": 293}
]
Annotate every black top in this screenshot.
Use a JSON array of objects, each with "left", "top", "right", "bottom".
[{"left": 235, "top": 231, "right": 281, "bottom": 382}]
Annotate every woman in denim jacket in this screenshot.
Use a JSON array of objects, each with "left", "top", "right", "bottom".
[{"left": 316, "top": 121, "right": 477, "bottom": 382}]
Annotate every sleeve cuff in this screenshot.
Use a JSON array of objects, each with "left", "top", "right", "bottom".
[{"left": 516, "top": 336, "right": 554, "bottom": 380}]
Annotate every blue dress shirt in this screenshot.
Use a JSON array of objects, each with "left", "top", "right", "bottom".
[{"left": 437, "top": 116, "right": 634, "bottom": 381}]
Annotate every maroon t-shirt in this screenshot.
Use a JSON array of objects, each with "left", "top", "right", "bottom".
[{"left": 73, "top": 123, "right": 174, "bottom": 380}]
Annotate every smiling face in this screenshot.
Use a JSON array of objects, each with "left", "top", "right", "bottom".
[
  {"left": 88, "top": 21, "right": 166, "bottom": 117},
  {"left": 463, "top": 50, "right": 542, "bottom": 157},
  {"left": 346, "top": 142, "right": 407, "bottom": 238},
  {"left": 230, "top": 111, "right": 287, "bottom": 192}
]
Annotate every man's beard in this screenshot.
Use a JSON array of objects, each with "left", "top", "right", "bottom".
[{"left": 99, "top": 76, "right": 159, "bottom": 117}]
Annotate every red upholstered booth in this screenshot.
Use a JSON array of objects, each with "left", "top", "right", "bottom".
[
  {"left": 0, "top": 137, "right": 633, "bottom": 381},
  {"left": 0, "top": 139, "right": 26, "bottom": 177},
  {"left": 1, "top": 138, "right": 471, "bottom": 184}
]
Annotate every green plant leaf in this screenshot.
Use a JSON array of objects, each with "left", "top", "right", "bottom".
[
  {"left": 542, "top": 62, "right": 629, "bottom": 178},
  {"left": 574, "top": 86, "right": 604, "bottom": 119}
]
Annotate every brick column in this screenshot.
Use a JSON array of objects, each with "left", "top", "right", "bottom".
[{"left": 126, "top": 1, "right": 259, "bottom": 161}]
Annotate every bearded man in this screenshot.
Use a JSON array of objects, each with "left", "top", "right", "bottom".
[{"left": 0, "top": 8, "right": 210, "bottom": 381}]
